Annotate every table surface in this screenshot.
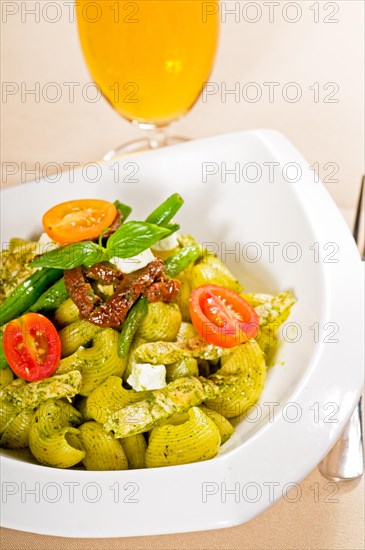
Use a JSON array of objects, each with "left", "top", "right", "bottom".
[{"left": 1, "top": 1, "right": 364, "bottom": 548}]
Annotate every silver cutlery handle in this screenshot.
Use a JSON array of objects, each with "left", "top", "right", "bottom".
[{"left": 319, "top": 398, "right": 363, "bottom": 480}]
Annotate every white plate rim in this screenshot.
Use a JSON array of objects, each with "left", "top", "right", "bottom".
[{"left": 0, "top": 130, "right": 363, "bottom": 537}]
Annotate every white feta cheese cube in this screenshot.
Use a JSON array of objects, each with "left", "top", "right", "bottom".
[
  {"left": 127, "top": 363, "right": 166, "bottom": 392},
  {"left": 110, "top": 248, "right": 155, "bottom": 274}
]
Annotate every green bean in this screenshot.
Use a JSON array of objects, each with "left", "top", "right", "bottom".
[
  {"left": 118, "top": 297, "right": 148, "bottom": 358},
  {"left": 164, "top": 222, "right": 180, "bottom": 236},
  {"left": 145, "top": 194, "right": 184, "bottom": 227},
  {"left": 30, "top": 278, "right": 69, "bottom": 312},
  {"left": 0, "top": 268, "right": 62, "bottom": 326},
  {"left": 164, "top": 246, "right": 200, "bottom": 277}
]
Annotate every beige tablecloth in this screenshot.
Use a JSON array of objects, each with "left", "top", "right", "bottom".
[{"left": 1, "top": 1, "right": 364, "bottom": 548}]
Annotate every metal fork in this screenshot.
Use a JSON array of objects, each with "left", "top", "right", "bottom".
[{"left": 319, "top": 175, "right": 364, "bottom": 481}]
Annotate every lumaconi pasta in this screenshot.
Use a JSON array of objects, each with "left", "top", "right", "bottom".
[
  {"left": 174, "top": 271, "right": 192, "bottom": 321},
  {"left": 189, "top": 253, "right": 243, "bottom": 293},
  {"left": 78, "top": 421, "right": 128, "bottom": 471},
  {"left": 145, "top": 407, "right": 221, "bottom": 467},
  {"left": 0, "top": 365, "right": 14, "bottom": 387},
  {"left": 57, "top": 329, "right": 126, "bottom": 396},
  {"left": 0, "top": 371, "right": 82, "bottom": 436},
  {"left": 0, "top": 195, "right": 295, "bottom": 470},
  {"left": 54, "top": 298, "right": 80, "bottom": 327},
  {"left": 176, "top": 322, "right": 198, "bottom": 342},
  {"left": 29, "top": 400, "right": 85, "bottom": 468},
  {"left": 199, "top": 405, "right": 235, "bottom": 444},
  {"left": 84, "top": 375, "right": 147, "bottom": 424},
  {"left": 59, "top": 319, "right": 100, "bottom": 358},
  {"left": 166, "top": 356, "right": 199, "bottom": 382},
  {"left": 138, "top": 302, "right": 182, "bottom": 341},
  {"left": 255, "top": 325, "right": 279, "bottom": 364},
  {"left": 120, "top": 434, "right": 147, "bottom": 469},
  {"left": 205, "top": 341, "right": 267, "bottom": 418},
  {"left": 0, "top": 407, "right": 35, "bottom": 448},
  {"left": 0, "top": 380, "right": 26, "bottom": 436}
]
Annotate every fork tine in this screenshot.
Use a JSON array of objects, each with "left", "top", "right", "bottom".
[{"left": 353, "top": 175, "right": 364, "bottom": 244}]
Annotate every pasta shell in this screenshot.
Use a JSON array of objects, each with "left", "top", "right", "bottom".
[
  {"left": 166, "top": 356, "right": 199, "bottom": 382},
  {"left": 78, "top": 421, "right": 128, "bottom": 471},
  {"left": 0, "top": 407, "right": 35, "bottom": 448},
  {"left": 54, "top": 298, "right": 80, "bottom": 327},
  {"left": 199, "top": 405, "right": 234, "bottom": 444},
  {"left": 85, "top": 375, "right": 147, "bottom": 424},
  {"left": 57, "top": 329, "right": 126, "bottom": 396},
  {"left": 29, "top": 400, "right": 85, "bottom": 468},
  {"left": 120, "top": 434, "right": 147, "bottom": 469},
  {"left": 138, "top": 302, "right": 181, "bottom": 342},
  {"left": 205, "top": 341, "right": 266, "bottom": 419},
  {"left": 0, "top": 366, "right": 14, "bottom": 388},
  {"left": 145, "top": 407, "right": 221, "bottom": 467}
]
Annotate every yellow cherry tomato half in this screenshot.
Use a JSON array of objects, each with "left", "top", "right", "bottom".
[{"left": 42, "top": 199, "right": 117, "bottom": 244}]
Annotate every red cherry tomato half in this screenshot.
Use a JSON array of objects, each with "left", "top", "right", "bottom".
[
  {"left": 189, "top": 284, "right": 259, "bottom": 348},
  {"left": 3, "top": 313, "right": 61, "bottom": 381}
]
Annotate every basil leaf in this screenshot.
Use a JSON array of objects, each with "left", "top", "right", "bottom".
[
  {"left": 107, "top": 221, "right": 170, "bottom": 259},
  {"left": 145, "top": 194, "right": 184, "bottom": 227},
  {"left": 30, "top": 242, "right": 106, "bottom": 269},
  {"left": 114, "top": 200, "right": 132, "bottom": 222}
]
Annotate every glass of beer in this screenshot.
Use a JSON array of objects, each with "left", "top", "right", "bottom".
[{"left": 76, "top": 0, "right": 219, "bottom": 159}]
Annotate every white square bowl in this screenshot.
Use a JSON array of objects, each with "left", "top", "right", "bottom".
[{"left": 0, "top": 130, "right": 363, "bottom": 537}]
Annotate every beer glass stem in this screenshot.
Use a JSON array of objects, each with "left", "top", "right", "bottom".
[{"left": 103, "top": 124, "right": 189, "bottom": 161}]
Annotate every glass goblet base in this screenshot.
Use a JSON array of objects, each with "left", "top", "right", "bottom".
[{"left": 103, "top": 124, "right": 189, "bottom": 161}]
